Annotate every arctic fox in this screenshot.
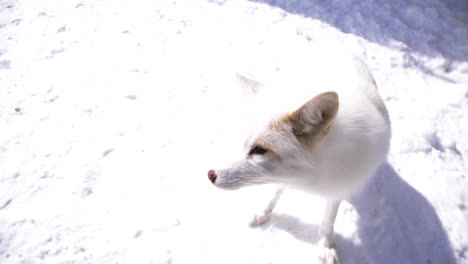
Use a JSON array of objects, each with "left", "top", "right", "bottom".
[{"left": 207, "top": 52, "right": 391, "bottom": 263}]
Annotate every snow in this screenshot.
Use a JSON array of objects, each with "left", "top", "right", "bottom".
[{"left": 0, "top": 0, "right": 467, "bottom": 263}]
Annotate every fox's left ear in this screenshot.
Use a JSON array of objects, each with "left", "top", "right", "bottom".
[
  {"left": 235, "top": 73, "right": 262, "bottom": 97},
  {"left": 289, "top": 92, "right": 339, "bottom": 144}
]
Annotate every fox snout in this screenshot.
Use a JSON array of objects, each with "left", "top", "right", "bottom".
[
  {"left": 208, "top": 170, "right": 217, "bottom": 183},
  {"left": 207, "top": 159, "right": 271, "bottom": 189}
]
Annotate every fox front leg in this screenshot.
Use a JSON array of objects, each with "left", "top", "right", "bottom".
[
  {"left": 318, "top": 199, "right": 340, "bottom": 247},
  {"left": 249, "top": 187, "right": 284, "bottom": 227},
  {"left": 317, "top": 199, "right": 341, "bottom": 264}
]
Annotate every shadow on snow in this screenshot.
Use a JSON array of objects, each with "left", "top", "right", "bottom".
[
  {"left": 269, "top": 162, "right": 457, "bottom": 264},
  {"left": 249, "top": 0, "right": 468, "bottom": 82}
]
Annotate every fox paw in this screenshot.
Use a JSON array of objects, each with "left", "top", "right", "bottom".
[
  {"left": 317, "top": 247, "right": 339, "bottom": 264},
  {"left": 249, "top": 211, "right": 272, "bottom": 227}
]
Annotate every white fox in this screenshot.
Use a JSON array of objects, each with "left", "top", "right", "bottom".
[{"left": 207, "top": 52, "right": 391, "bottom": 263}]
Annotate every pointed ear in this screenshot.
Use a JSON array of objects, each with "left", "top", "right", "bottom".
[
  {"left": 235, "top": 73, "right": 262, "bottom": 97},
  {"left": 289, "top": 92, "right": 339, "bottom": 145}
]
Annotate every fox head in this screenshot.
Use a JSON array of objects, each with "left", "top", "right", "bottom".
[{"left": 207, "top": 74, "right": 339, "bottom": 190}]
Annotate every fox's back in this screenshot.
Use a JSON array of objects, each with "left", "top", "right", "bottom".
[{"left": 303, "top": 55, "right": 391, "bottom": 198}]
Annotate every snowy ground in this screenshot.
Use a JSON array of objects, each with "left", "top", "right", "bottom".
[{"left": 0, "top": 0, "right": 467, "bottom": 263}]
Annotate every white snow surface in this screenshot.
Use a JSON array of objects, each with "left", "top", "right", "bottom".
[{"left": 0, "top": 0, "right": 467, "bottom": 263}]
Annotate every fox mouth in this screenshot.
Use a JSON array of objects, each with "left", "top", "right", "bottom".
[
  {"left": 212, "top": 175, "right": 269, "bottom": 190},
  {"left": 213, "top": 175, "right": 250, "bottom": 190},
  {"left": 213, "top": 182, "right": 244, "bottom": 190},
  {"left": 215, "top": 179, "right": 269, "bottom": 190}
]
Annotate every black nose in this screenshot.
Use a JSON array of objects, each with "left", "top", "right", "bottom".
[{"left": 208, "top": 170, "right": 217, "bottom": 183}]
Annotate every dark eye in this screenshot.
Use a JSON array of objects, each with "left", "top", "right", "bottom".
[{"left": 249, "top": 146, "right": 268, "bottom": 155}]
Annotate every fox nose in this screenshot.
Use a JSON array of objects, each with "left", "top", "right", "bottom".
[{"left": 208, "top": 170, "right": 217, "bottom": 183}]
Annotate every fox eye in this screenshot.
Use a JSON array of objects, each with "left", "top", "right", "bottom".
[{"left": 249, "top": 146, "right": 268, "bottom": 155}]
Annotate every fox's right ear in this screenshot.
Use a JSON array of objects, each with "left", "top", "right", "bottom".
[
  {"left": 289, "top": 92, "right": 339, "bottom": 146},
  {"left": 235, "top": 73, "right": 262, "bottom": 97}
]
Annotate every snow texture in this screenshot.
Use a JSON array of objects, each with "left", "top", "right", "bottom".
[{"left": 0, "top": 0, "right": 467, "bottom": 263}]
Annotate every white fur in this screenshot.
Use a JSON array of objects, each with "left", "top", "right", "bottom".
[{"left": 208, "top": 51, "right": 391, "bottom": 263}]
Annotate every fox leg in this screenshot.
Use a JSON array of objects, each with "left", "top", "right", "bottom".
[
  {"left": 249, "top": 187, "right": 284, "bottom": 227},
  {"left": 318, "top": 199, "right": 341, "bottom": 264},
  {"left": 318, "top": 199, "right": 340, "bottom": 247}
]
